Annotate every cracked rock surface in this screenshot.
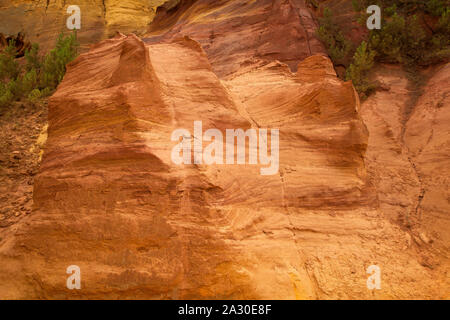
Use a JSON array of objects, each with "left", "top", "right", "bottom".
[{"left": 0, "top": 32, "right": 447, "bottom": 299}]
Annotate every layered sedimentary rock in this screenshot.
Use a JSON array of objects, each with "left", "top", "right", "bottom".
[
  {"left": 145, "top": 0, "right": 326, "bottom": 78},
  {"left": 0, "top": 33, "right": 447, "bottom": 299},
  {"left": 0, "top": 0, "right": 326, "bottom": 69},
  {"left": 0, "top": 0, "right": 172, "bottom": 51},
  {"left": 0, "top": 0, "right": 448, "bottom": 301},
  {"left": 0, "top": 34, "right": 357, "bottom": 298},
  {"left": 360, "top": 64, "right": 450, "bottom": 296},
  {"left": 362, "top": 63, "right": 450, "bottom": 251},
  {"left": 404, "top": 63, "right": 450, "bottom": 255}
]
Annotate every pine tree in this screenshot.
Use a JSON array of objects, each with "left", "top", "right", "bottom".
[
  {"left": 345, "top": 41, "right": 376, "bottom": 97},
  {"left": 40, "top": 31, "right": 79, "bottom": 91},
  {"left": 0, "top": 40, "right": 20, "bottom": 81}
]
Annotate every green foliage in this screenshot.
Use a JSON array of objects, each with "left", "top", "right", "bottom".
[
  {"left": 316, "top": 8, "right": 353, "bottom": 65},
  {"left": 24, "top": 43, "right": 41, "bottom": 72},
  {"left": 369, "top": 8, "right": 449, "bottom": 65},
  {"left": 20, "top": 68, "right": 39, "bottom": 96},
  {"left": 437, "top": 7, "right": 450, "bottom": 34},
  {"left": 352, "top": 0, "right": 363, "bottom": 12},
  {"left": 40, "top": 87, "right": 53, "bottom": 98},
  {"left": 0, "top": 83, "right": 13, "bottom": 108},
  {"left": 40, "top": 31, "right": 79, "bottom": 90},
  {"left": 6, "top": 79, "right": 22, "bottom": 99},
  {"left": 425, "top": 0, "right": 449, "bottom": 16},
  {"left": 0, "top": 31, "right": 78, "bottom": 110},
  {"left": 370, "top": 13, "right": 405, "bottom": 63},
  {"left": 404, "top": 15, "right": 427, "bottom": 62},
  {"left": 384, "top": 4, "right": 397, "bottom": 17},
  {"left": 369, "top": 13, "right": 431, "bottom": 64},
  {"left": 327, "top": 1, "right": 450, "bottom": 97},
  {"left": 352, "top": 0, "right": 449, "bottom": 17},
  {"left": 345, "top": 41, "right": 376, "bottom": 97},
  {"left": 0, "top": 40, "right": 20, "bottom": 81},
  {"left": 27, "top": 88, "right": 42, "bottom": 103}
]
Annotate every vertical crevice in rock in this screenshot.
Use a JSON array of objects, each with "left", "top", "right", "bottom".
[
  {"left": 400, "top": 74, "right": 430, "bottom": 228},
  {"left": 101, "top": 0, "right": 106, "bottom": 20},
  {"left": 287, "top": 0, "right": 312, "bottom": 55}
]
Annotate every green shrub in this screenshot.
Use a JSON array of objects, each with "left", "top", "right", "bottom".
[
  {"left": 319, "top": 0, "right": 449, "bottom": 98},
  {"left": 0, "top": 40, "right": 20, "bottom": 81},
  {"left": 20, "top": 68, "right": 39, "bottom": 96},
  {"left": 345, "top": 41, "right": 376, "bottom": 98},
  {"left": 353, "top": 0, "right": 449, "bottom": 17},
  {"left": 425, "top": 0, "right": 449, "bottom": 17},
  {"left": 370, "top": 10, "right": 448, "bottom": 65},
  {"left": 40, "top": 87, "right": 53, "bottom": 97},
  {"left": 403, "top": 15, "right": 427, "bottom": 63},
  {"left": 5, "top": 79, "right": 22, "bottom": 100},
  {"left": 40, "top": 31, "right": 79, "bottom": 90},
  {"left": 422, "top": 8, "right": 450, "bottom": 63},
  {"left": 0, "top": 83, "right": 14, "bottom": 109},
  {"left": 369, "top": 12, "right": 406, "bottom": 63},
  {"left": 352, "top": 0, "right": 362, "bottom": 12},
  {"left": 0, "top": 31, "right": 78, "bottom": 110},
  {"left": 383, "top": 4, "right": 398, "bottom": 17},
  {"left": 24, "top": 43, "right": 42, "bottom": 72},
  {"left": 437, "top": 7, "right": 450, "bottom": 34},
  {"left": 316, "top": 8, "right": 353, "bottom": 66},
  {"left": 27, "top": 88, "right": 42, "bottom": 103}
]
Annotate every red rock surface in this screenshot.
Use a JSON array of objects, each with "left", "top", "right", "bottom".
[
  {"left": 0, "top": 32, "right": 447, "bottom": 299},
  {"left": 145, "top": 0, "right": 326, "bottom": 78},
  {"left": 0, "top": 0, "right": 174, "bottom": 51},
  {"left": 0, "top": 1, "right": 448, "bottom": 300},
  {"left": 404, "top": 64, "right": 450, "bottom": 257},
  {"left": 361, "top": 63, "right": 450, "bottom": 297}
]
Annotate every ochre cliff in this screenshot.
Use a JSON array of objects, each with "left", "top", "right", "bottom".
[
  {"left": 0, "top": 0, "right": 174, "bottom": 50},
  {"left": 360, "top": 63, "right": 450, "bottom": 297},
  {"left": 0, "top": 0, "right": 325, "bottom": 62},
  {"left": 0, "top": 1, "right": 448, "bottom": 300},
  {"left": 404, "top": 64, "right": 450, "bottom": 257},
  {"left": 145, "top": 0, "right": 326, "bottom": 77},
  {"left": 0, "top": 32, "right": 447, "bottom": 299}
]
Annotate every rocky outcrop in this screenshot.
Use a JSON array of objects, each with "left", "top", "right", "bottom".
[
  {"left": 145, "top": 0, "right": 326, "bottom": 78},
  {"left": 0, "top": 0, "right": 448, "bottom": 300},
  {"left": 404, "top": 63, "right": 450, "bottom": 256},
  {"left": 0, "top": 32, "right": 31, "bottom": 57},
  {"left": 0, "top": 0, "right": 172, "bottom": 51},
  {"left": 360, "top": 63, "right": 449, "bottom": 297},
  {"left": 0, "top": 34, "right": 355, "bottom": 299},
  {"left": 0, "top": 33, "right": 447, "bottom": 299},
  {"left": 0, "top": 0, "right": 326, "bottom": 68}
]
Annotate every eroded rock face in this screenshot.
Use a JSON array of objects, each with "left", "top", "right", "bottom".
[
  {"left": 0, "top": 33, "right": 447, "bottom": 299},
  {"left": 404, "top": 63, "right": 450, "bottom": 256},
  {"left": 0, "top": 34, "right": 357, "bottom": 299},
  {"left": 145, "top": 0, "right": 326, "bottom": 78},
  {"left": 0, "top": 0, "right": 448, "bottom": 300},
  {"left": 360, "top": 64, "right": 450, "bottom": 298},
  {"left": 0, "top": 0, "right": 172, "bottom": 51},
  {"left": 0, "top": 0, "right": 326, "bottom": 71},
  {"left": 362, "top": 63, "right": 450, "bottom": 253}
]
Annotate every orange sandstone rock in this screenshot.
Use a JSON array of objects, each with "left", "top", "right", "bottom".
[
  {"left": 145, "top": 0, "right": 326, "bottom": 78},
  {"left": 0, "top": 33, "right": 447, "bottom": 299}
]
